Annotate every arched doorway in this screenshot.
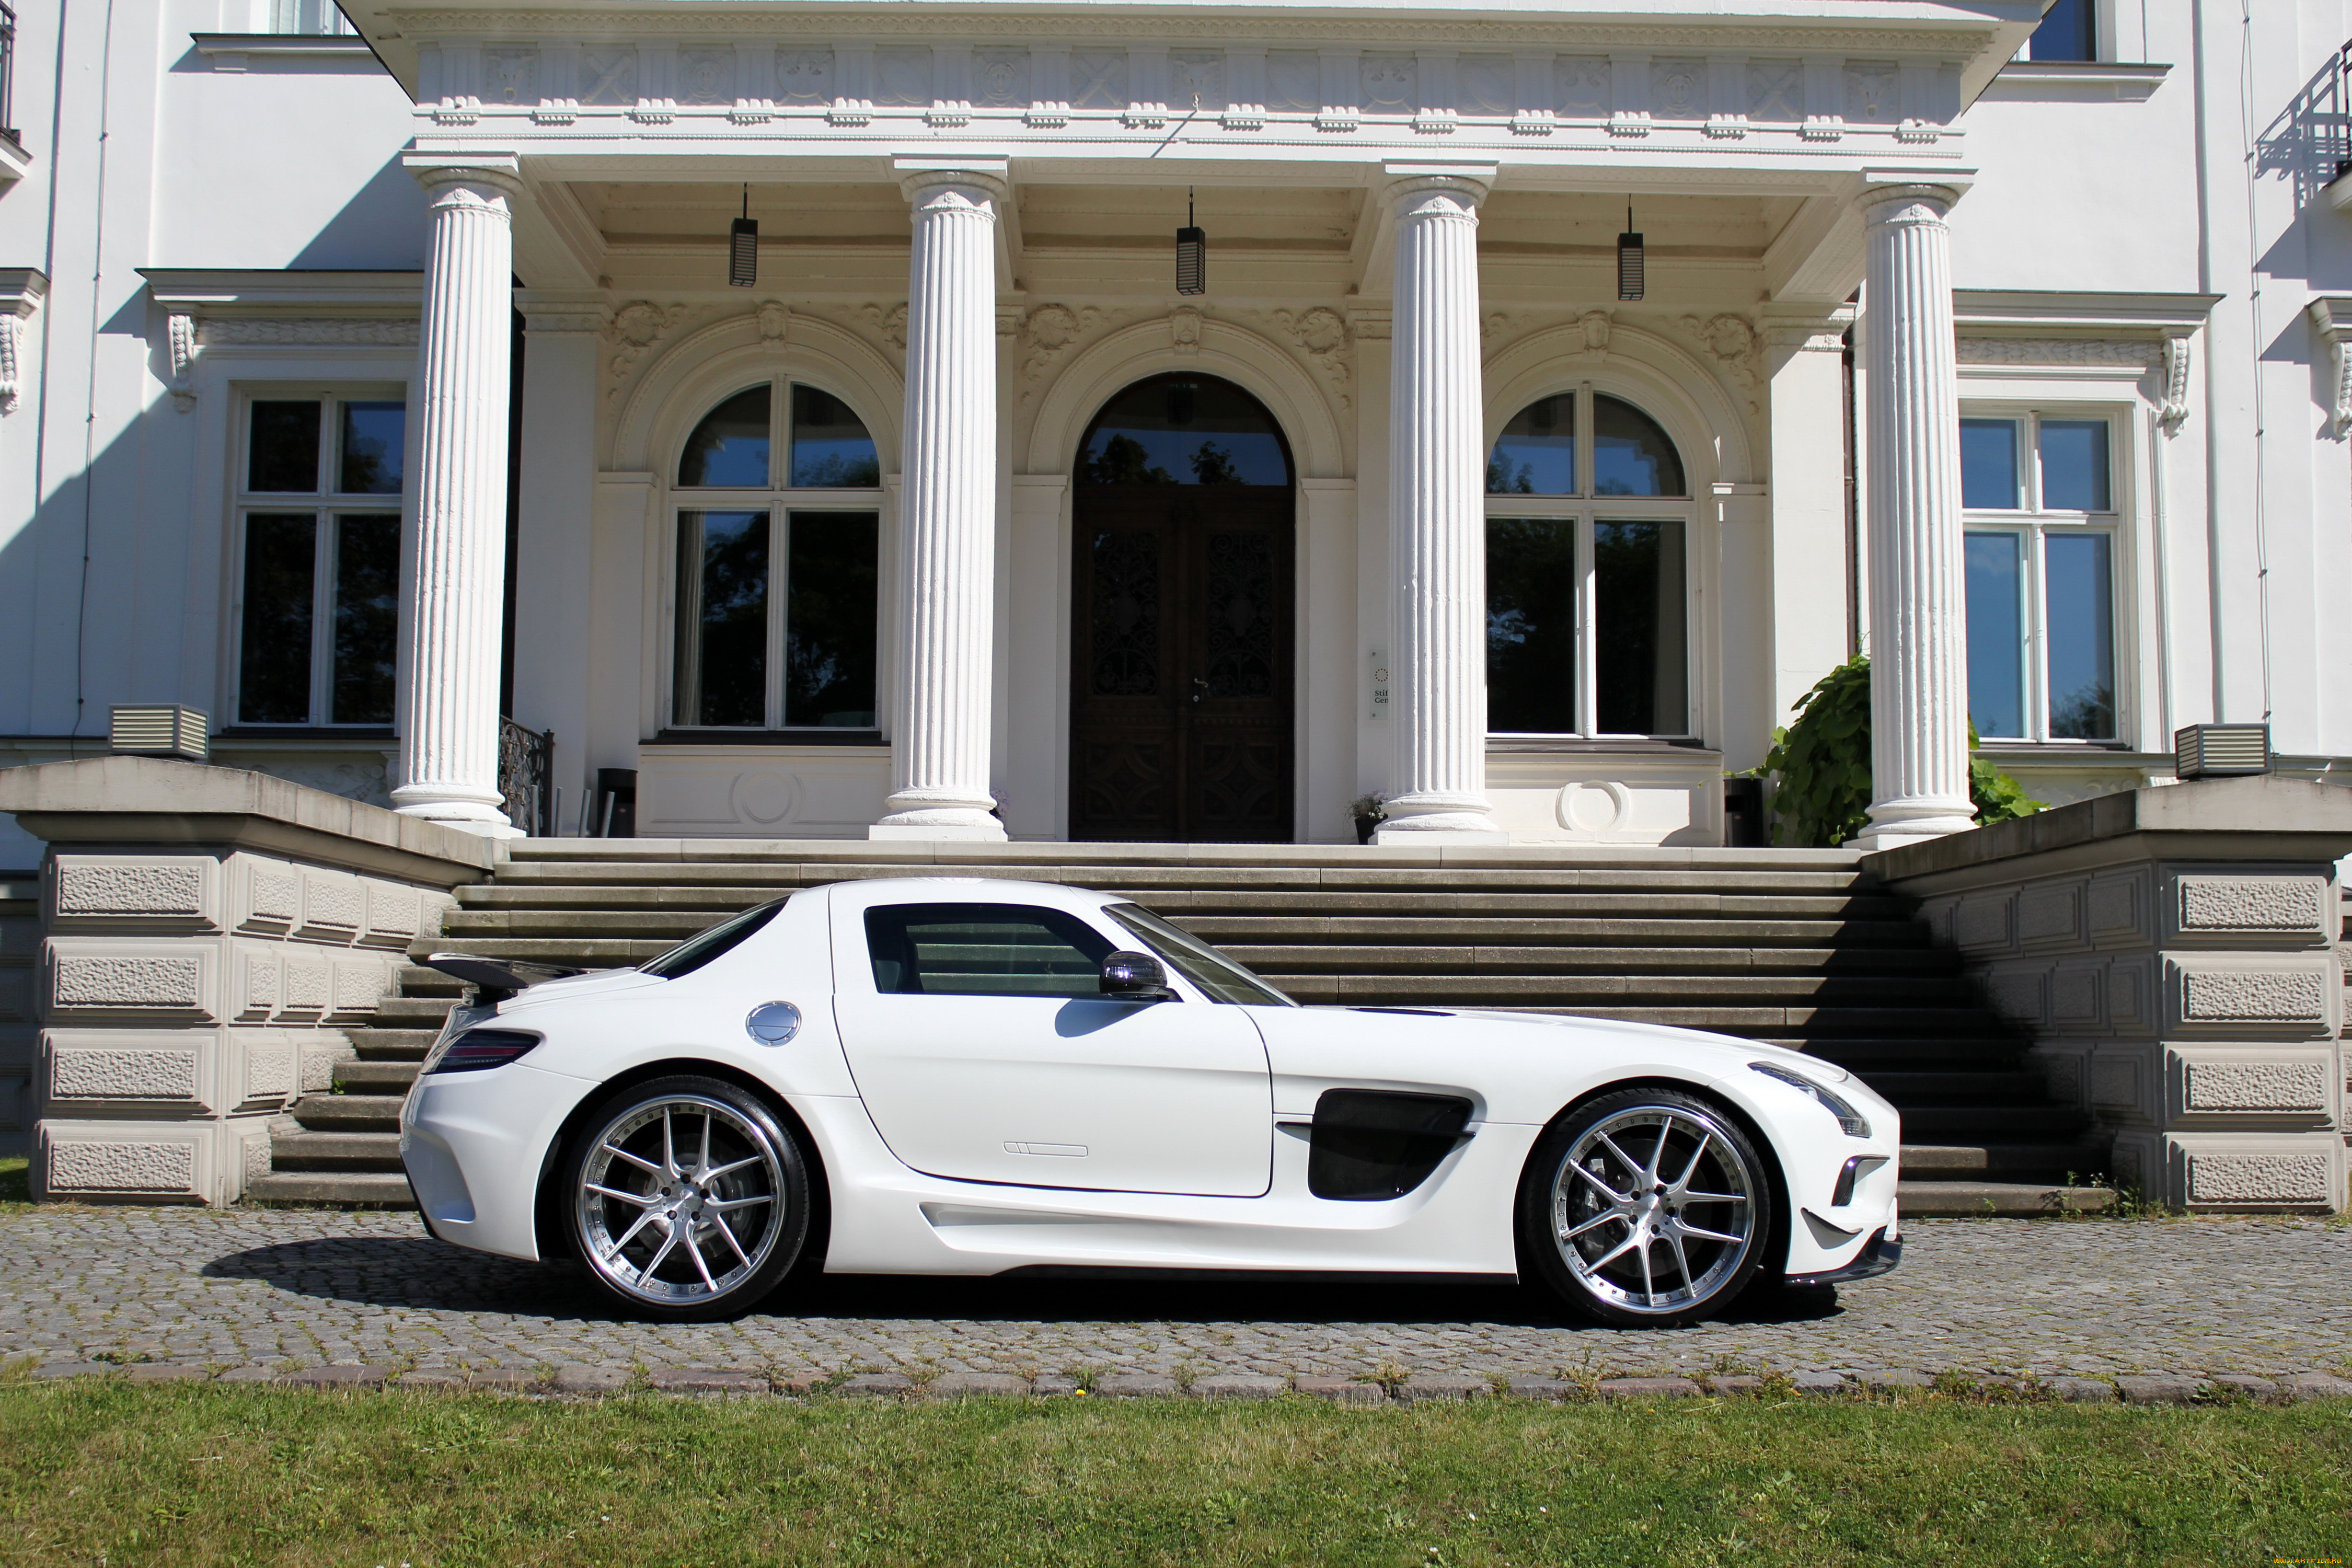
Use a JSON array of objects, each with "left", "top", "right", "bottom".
[{"left": 1069, "top": 374, "right": 1295, "bottom": 842}]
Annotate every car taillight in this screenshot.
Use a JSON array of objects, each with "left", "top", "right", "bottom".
[{"left": 429, "top": 1028, "right": 541, "bottom": 1075}]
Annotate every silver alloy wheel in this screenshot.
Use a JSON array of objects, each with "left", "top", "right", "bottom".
[
  {"left": 1549, "top": 1103, "right": 1757, "bottom": 1316},
  {"left": 575, "top": 1093, "right": 786, "bottom": 1307}
]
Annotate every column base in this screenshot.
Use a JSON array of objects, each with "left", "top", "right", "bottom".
[
  {"left": 1849, "top": 795, "right": 1977, "bottom": 852},
  {"left": 1373, "top": 794, "right": 1508, "bottom": 844},
  {"left": 391, "top": 785, "right": 525, "bottom": 839}
]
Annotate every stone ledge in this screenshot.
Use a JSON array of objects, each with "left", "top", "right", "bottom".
[
  {"left": 0, "top": 757, "right": 498, "bottom": 887},
  {"left": 1864, "top": 776, "right": 2352, "bottom": 889}
]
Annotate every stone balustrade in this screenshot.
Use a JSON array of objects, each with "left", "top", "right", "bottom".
[
  {"left": 1865, "top": 776, "right": 2352, "bottom": 1212},
  {"left": 0, "top": 758, "right": 497, "bottom": 1204}
]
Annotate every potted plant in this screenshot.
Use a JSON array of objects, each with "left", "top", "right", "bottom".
[{"left": 1348, "top": 793, "right": 1388, "bottom": 845}]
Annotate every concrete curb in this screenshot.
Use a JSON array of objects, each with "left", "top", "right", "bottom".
[{"left": 17, "top": 1362, "right": 2352, "bottom": 1404}]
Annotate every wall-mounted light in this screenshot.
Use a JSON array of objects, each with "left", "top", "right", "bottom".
[
  {"left": 1176, "top": 188, "right": 1206, "bottom": 296},
  {"left": 729, "top": 185, "right": 758, "bottom": 289},
  {"left": 1617, "top": 200, "right": 1644, "bottom": 303}
]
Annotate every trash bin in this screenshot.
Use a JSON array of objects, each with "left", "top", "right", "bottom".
[
  {"left": 593, "top": 768, "right": 638, "bottom": 838},
  {"left": 1723, "top": 777, "right": 1766, "bottom": 848}
]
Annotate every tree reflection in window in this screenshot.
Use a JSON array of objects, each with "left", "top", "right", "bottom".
[{"left": 1079, "top": 375, "right": 1291, "bottom": 486}]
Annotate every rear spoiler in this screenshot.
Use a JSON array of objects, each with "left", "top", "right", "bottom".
[{"left": 423, "top": 952, "right": 587, "bottom": 1005}]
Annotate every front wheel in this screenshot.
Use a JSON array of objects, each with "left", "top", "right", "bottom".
[
  {"left": 1519, "top": 1088, "right": 1774, "bottom": 1329},
  {"left": 559, "top": 1075, "right": 810, "bottom": 1322}
]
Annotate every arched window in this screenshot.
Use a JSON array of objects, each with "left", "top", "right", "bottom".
[
  {"left": 1078, "top": 374, "right": 1293, "bottom": 487},
  {"left": 1483, "top": 389, "right": 1694, "bottom": 738},
  {"left": 671, "top": 380, "right": 883, "bottom": 733}
]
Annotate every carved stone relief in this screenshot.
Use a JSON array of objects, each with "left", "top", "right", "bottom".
[{"left": 1954, "top": 338, "right": 2159, "bottom": 367}]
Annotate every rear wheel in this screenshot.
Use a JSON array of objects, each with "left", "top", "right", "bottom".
[
  {"left": 1519, "top": 1088, "right": 1773, "bottom": 1329},
  {"left": 560, "top": 1075, "right": 809, "bottom": 1322}
]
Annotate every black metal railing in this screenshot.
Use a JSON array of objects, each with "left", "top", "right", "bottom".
[{"left": 498, "top": 717, "right": 554, "bottom": 837}]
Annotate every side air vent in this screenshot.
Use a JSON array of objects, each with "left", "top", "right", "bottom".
[{"left": 1307, "top": 1089, "right": 1474, "bottom": 1202}]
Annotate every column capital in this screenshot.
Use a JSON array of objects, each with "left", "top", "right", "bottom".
[
  {"left": 403, "top": 151, "right": 525, "bottom": 201},
  {"left": 894, "top": 157, "right": 1010, "bottom": 207},
  {"left": 1382, "top": 161, "right": 1495, "bottom": 209},
  {"left": 1852, "top": 172, "right": 1967, "bottom": 222}
]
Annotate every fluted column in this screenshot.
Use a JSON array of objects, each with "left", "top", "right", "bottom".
[
  {"left": 872, "top": 163, "right": 1007, "bottom": 840},
  {"left": 1375, "top": 168, "right": 1505, "bottom": 843},
  {"left": 392, "top": 157, "right": 525, "bottom": 837},
  {"left": 1855, "top": 183, "right": 1977, "bottom": 849}
]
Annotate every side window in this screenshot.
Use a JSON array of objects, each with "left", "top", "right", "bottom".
[{"left": 863, "top": 903, "right": 1113, "bottom": 998}]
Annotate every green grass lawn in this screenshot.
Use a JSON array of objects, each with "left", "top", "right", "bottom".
[{"left": 0, "top": 1385, "right": 2343, "bottom": 1566}]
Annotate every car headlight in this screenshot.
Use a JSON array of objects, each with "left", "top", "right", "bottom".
[
  {"left": 426, "top": 1028, "right": 542, "bottom": 1075},
  {"left": 1749, "top": 1060, "right": 1871, "bottom": 1139}
]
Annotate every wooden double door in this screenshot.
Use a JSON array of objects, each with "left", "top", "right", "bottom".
[{"left": 1069, "top": 486, "right": 1295, "bottom": 842}]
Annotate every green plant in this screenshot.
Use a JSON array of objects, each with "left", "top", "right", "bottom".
[
  {"left": 1759, "top": 659, "right": 2045, "bottom": 847},
  {"left": 1968, "top": 721, "right": 2046, "bottom": 824},
  {"left": 1760, "top": 656, "right": 1873, "bottom": 847}
]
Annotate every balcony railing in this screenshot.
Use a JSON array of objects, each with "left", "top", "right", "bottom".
[
  {"left": 498, "top": 717, "right": 555, "bottom": 838},
  {"left": 0, "top": 4, "right": 19, "bottom": 149}
]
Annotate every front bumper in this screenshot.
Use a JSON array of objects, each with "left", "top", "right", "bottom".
[{"left": 1783, "top": 1227, "right": 1901, "bottom": 1289}]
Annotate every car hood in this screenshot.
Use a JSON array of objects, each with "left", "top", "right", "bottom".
[{"left": 1305, "top": 1004, "right": 1852, "bottom": 1083}]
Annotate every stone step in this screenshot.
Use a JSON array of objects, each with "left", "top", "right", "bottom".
[
  {"left": 1894, "top": 1104, "right": 2090, "bottom": 1140},
  {"left": 1181, "top": 916, "right": 1936, "bottom": 948},
  {"left": 291, "top": 1093, "right": 406, "bottom": 1132},
  {"left": 269, "top": 1129, "right": 404, "bottom": 1171},
  {"left": 333, "top": 1058, "right": 420, "bottom": 1093},
  {"left": 1898, "top": 1140, "right": 2112, "bottom": 1180},
  {"left": 372, "top": 995, "right": 466, "bottom": 1025},
  {"left": 497, "top": 841, "right": 1864, "bottom": 871},
  {"left": 244, "top": 1171, "right": 415, "bottom": 1208},
  {"left": 347, "top": 1028, "right": 437, "bottom": 1060},
  {"left": 1860, "top": 1070, "right": 2053, "bottom": 1107},
  {"left": 1895, "top": 1179, "right": 2115, "bottom": 1216}
]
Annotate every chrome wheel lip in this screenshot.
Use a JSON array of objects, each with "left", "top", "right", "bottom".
[
  {"left": 575, "top": 1093, "right": 786, "bottom": 1307},
  {"left": 1549, "top": 1103, "right": 1756, "bottom": 1317}
]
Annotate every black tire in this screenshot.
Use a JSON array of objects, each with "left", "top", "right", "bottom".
[
  {"left": 1518, "top": 1087, "right": 1775, "bottom": 1329},
  {"left": 557, "top": 1074, "right": 810, "bottom": 1322}
]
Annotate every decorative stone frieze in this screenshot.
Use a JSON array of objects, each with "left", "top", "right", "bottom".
[
  {"left": 1867, "top": 776, "right": 2352, "bottom": 1212},
  {"left": 0, "top": 757, "right": 495, "bottom": 1204}
]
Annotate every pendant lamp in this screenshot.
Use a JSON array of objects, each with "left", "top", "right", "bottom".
[
  {"left": 1617, "top": 200, "right": 1644, "bottom": 303},
  {"left": 1176, "top": 188, "right": 1206, "bottom": 296},
  {"left": 729, "top": 185, "right": 758, "bottom": 289}
]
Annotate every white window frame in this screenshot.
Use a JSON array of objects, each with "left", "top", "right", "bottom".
[
  {"left": 1482, "top": 384, "right": 1699, "bottom": 741},
  {"left": 1960, "top": 405, "right": 2127, "bottom": 746},
  {"left": 227, "top": 387, "right": 408, "bottom": 729},
  {"left": 667, "top": 377, "right": 887, "bottom": 734}
]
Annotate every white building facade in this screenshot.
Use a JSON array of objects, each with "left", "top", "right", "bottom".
[{"left": 0, "top": 0, "right": 2344, "bottom": 861}]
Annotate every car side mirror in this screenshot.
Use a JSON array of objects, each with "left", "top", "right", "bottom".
[{"left": 1098, "top": 950, "right": 1175, "bottom": 1002}]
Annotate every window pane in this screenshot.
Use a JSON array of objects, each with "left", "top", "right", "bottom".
[
  {"left": 1591, "top": 395, "right": 1686, "bottom": 498},
  {"left": 2038, "top": 420, "right": 2111, "bottom": 512},
  {"left": 2028, "top": 0, "right": 2096, "bottom": 61},
  {"left": 1079, "top": 375, "right": 1291, "bottom": 486},
  {"left": 248, "top": 402, "right": 321, "bottom": 493},
  {"left": 784, "top": 511, "right": 878, "bottom": 727},
  {"left": 337, "top": 401, "right": 405, "bottom": 494},
  {"left": 2045, "top": 532, "right": 2116, "bottom": 740},
  {"left": 678, "top": 386, "right": 771, "bottom": 487},
  {"left": 677, "top": 510, "right": 768, "bottom": 726},
  {"left": 1485, "top": 518, "right": 1577, "bottom": 733},
  {"left": 1486, "top": 394, "right": 1574, "bottom": 495},
  {"left": 330, "top": 513, "right": 400, "bottom": 724},
  {"left": 1594, "top": 521, "right": 1688, "bottom": 734},
  {"left": 789, "top": 385, "right": 881, "bottom": 488},
  {"left": 863, "top": 903, "right": 1114, "bottom": 998},
  {"left": 1964, "top": 531, "right": 2027, "bottom": 739},
  {"left": 1961, "top": 419, "right": 2020, "bottom": 510},
  {"left": 239, "top": 514, "right": 317, "bottom": 723}
]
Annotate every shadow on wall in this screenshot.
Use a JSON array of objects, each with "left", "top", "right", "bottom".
[{"left": 290, "top": 155, "right": 431, "bottom": 272}]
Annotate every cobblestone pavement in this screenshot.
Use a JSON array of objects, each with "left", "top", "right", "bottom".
[{"left": 2, "top": 1206, "right": 2348, "bottom": 1383}]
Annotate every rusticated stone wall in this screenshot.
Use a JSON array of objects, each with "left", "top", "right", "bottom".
[
  {"left": 0, "top": 875, "right": 35, "bottom": 1156},
  {"left": 1869, "top": 777, "right": 2352, "bottom": 1213},
  {"left": 32, "top": 850, "right": 458, "bottom": 1203}
]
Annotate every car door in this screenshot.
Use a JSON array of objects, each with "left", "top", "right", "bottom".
[{"left": 829, "top": 891, "right": 1273, "bottom": 1196}]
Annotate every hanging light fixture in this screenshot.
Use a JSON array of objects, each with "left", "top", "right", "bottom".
[
  {"left": 1617, "top": 199, "right": 1645, "bottom": 303},
  {"left": 1175, "top": 187, "right": 1206, "bottom": 296},
  {"left": 729, "top": 183, "right": 758, "bottom": 289}
]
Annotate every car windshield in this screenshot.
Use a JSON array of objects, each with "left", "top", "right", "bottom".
[
  {"left": 640, "top": 897, "right": 788, "bottom": 979},
  {"left": 1104, "top": 903, "right": 1296, "bottom": 1007}
]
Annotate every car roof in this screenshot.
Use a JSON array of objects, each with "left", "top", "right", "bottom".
[{"left": 821, "top": 877, "right": 1126, "bottom": 916}]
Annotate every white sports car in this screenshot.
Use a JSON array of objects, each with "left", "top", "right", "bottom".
[{"left": 400, "top": 878, "right": 1900, "bottom": 1328}]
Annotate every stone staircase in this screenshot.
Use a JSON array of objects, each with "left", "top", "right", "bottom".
[{"left": 244, "top": 842, "right": 2115, "bottom": 1217}]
